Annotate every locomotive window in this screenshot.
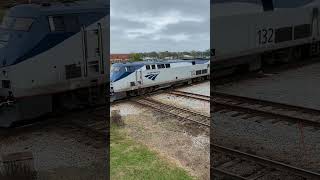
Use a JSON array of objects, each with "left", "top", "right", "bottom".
[
  {"left": 13, "top": 18, "right": 34, "bottom": 31},
  {"left": 125, "top": 66, "right": 135, "bottom": 72},
  {"left": 165, "top": 64, "right": 170, "bottom": 68},
  {"left": 111, "top": 66, "right": 120, "bottom": 72},
  {"left": 146, "top": 65, "right": 150, "bottom": 70},
  {"left": 1, "top": 17, "right": 14, "bottom": 29},
  {"left": 151, "top": 65, "right": 156, "bottom": 69},
  {"left": 294, "top": 24, "right": 311, "bottom": 40},
  {"left": 275, "top": 27, "right": 292, "bottom": 43},
  {"left": 49, "top": 15, "right": 80, "bottom": 32},
  {"left": 202, "top": 69, "right": 208, "bottom": 74},
  {"left": 0, "top": 17, "right": 33, "bottom": 31},
  {"left": 196, "top": 70, "right": 201, "bottom": 75},
  {"left": 157, "top": 64, "right": 165, "bottom": 69},
  {"left": 64, "top": 15, "right": 80, "bottom": 32},
  {"left": 49, "top": 16, "right": 65, "bottom": 32}
]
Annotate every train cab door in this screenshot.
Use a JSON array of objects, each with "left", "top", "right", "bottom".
[
  {"left": 81, "top": 24, "right": 106, "bottom": 78},
  {"left": 311, "top": 7, "right": 320, "bottom": 55},
  {"left": 135, "top": 70, "right": 143, "bottom": 87}
]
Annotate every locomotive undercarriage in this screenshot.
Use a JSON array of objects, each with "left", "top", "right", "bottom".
[
  {"left": 213, "top": 41, "right": 320, "bottom": 77},
  {"left": 0, "top": 85, "right": 106, "bottom": 127}
]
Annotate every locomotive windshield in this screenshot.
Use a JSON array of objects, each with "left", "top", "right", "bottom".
[
  {"left": 111, "top": 64, "right": 144, "bottom": 82},
  {"left": 111, "top": 65, "right": 126, "bottom": 82},
  {"left": 111, "top": 66, "right": 121, "bottom": 72},
  {"left": 0, "top": 17, "right": 34, "bottom": 31}
]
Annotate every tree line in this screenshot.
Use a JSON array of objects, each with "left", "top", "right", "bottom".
[{"left": 129, "top": 50, "right": 210, "bottom": 62}]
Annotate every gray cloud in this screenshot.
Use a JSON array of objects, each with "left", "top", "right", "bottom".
[{"left": 111, "top": 0, "right": 209, "bottom": 53}]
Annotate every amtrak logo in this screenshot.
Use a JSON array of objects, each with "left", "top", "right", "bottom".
[{"left": 145, "top": 72, "right": 160, "bottom": 81}]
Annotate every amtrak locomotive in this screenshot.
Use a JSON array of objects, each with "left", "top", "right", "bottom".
[
  {"left": 0, "top": 1, "right": 109, "bottom": 127},
  {"left": 110, "top": 59, "right": 210, "bottom": 101},
  {"left": 212, "top": 0, "right": 320, "bottom": 74}
]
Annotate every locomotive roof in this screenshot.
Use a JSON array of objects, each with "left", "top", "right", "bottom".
[
  {"left": 212, "top": 0, "right": 316, "bottom": 17},
  {"left": 6, "top": 1, "right": 108, "bottom": 18},
  {"left": 112, "top": 59, "right": 209, "bottom": 67}
]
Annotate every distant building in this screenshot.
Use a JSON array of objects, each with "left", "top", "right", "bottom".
[
  {"left": 182, "top": 55, "right": 194, "bottom": 60},
  {"left": 164, "top": 57, "right": 174, "bottom": 60},
  {"left": 110, "top": 54, "right": 130, "bottom": 63},
  {"left": 143, "top": 57, "right": 157, "bottom": 61}
]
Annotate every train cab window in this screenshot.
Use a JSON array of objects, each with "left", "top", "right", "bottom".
[
  {"left": 151, "top": 65, "right": 156, "bottom": 69},
  {"left": 1, "top": 17, "right": 33, "bottom": 31},
  {"left": 49, "top": 15, "right": 80, "bottom": 32},
  {"left": 64, "top": 15, "right": 80, "bottom": 32},
  {"left": 13, "top": 18, "right": 34, "bottom": 31},
  {"left": 125, "top": 66, "right": 135, "bottom": 72},
  {"left": 157, "top": 64, "right": 162, "bottom": 69},
  {"left": 49, "top": 16, "right": 64, "bottom": 32},
  {"left": 196, "top": 70, "right": 201, "bottom": 75},
  {"left": 165, "top": 64, "right": 170, "bottom": 68},
  {"left": 202, "top": 69, "right": 208, "bottom": 74},
  {"left": 146, "top": 65, "right": 150, "bottom": 70},
  {"left": 1, "top": 17, "right": 14, "bottom": 29}
]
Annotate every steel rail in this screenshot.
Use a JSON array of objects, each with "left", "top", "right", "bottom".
[
  {"left": 212, "top": 144, "right": 320, "bottom": 180},
  {"left": 132, "top": 98, "right": 210, "bottom": 127}
]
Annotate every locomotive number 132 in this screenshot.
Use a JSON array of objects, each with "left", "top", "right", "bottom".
[{"left": 257, "top": 28, "right": 274, "bottom": 45}]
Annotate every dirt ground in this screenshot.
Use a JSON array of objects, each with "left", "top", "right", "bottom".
[
  {"left": 111, "top": 102, "right": 210, "bottom": 180},
  {"left": 213, "top": 62, "right": 320, "bottom": 173},
  {"left": 0, "top": 110, "right": 108, "bottom": 179}
]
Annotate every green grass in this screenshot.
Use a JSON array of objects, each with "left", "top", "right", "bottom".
[{"left": 110, "top": 125, "right": 194, "bottom": 180}]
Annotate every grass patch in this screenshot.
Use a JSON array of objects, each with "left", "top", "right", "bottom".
[{"left": 110, "top": 125, "right": 194, "bottom": 180}]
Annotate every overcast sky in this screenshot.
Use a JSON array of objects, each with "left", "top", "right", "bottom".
[{"left": 110, "top": 0, "right": 209, "bottom": 53}]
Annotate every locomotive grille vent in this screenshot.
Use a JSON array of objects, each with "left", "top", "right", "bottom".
[
  {"left": 275, "top": 27, "right": 293, "bottom": 43},
  {"left": 88, "top": 60, "right": 99, "bottom": 72},
  {"left": 65, "top": 64, "right": 82, "bottom": 80},
  {"left": 2, "top": 80, "right": 10, "bottom": 89},
  {"left": 294, "top": 24, "right": 311, "bottom": 40}
]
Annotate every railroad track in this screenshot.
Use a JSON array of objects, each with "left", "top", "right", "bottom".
[
  {"left": 0, "top": 105, "right": 108, "bottom": 148},
  {"left": 60, "top": 107, "right": 108, "bottom": 147},
  {"left": 168, "top": 90, "right": 210, "bottom": 102},
  {"left": 131, "top": 97, "right": 210, "bottom": 127},
  {"left": 212, "top": 144, "right": 320, "bottom": 180},
  {"left": 213, "top": 92, "right": 320, "bottom": 128}
]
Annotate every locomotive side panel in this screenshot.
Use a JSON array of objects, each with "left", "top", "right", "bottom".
[
  {"left": 7, "top": 15, "right": 107, "bottom": 98},
  {"left": 213, "top": 5, "right": 318, "bottom": 61}
]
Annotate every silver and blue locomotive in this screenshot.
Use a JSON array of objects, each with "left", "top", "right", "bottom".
[
  {"left": 110, "top": 59, "right": 210, "bottom": 101},
  {"left": 0, "top": 1, "right": 109, "bottom": 127}
]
